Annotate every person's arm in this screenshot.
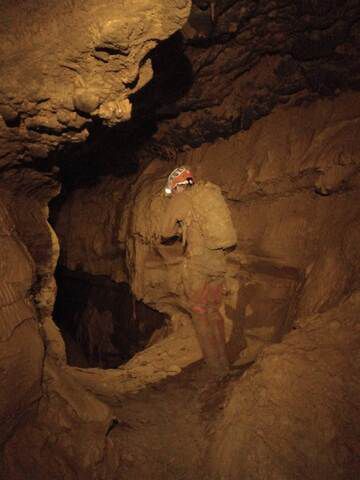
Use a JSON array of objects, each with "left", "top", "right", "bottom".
[
  {"left": 159, "top": 194, "right": 190, "bottom": 243},
  {"left": 157, "top": 201, "right": 184, "bottom": 261}
]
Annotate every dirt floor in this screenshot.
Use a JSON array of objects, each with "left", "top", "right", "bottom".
[{"left": 109, "top": 361, "right": 249, "bottom": 480}]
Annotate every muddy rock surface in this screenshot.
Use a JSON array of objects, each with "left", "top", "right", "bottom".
[
  {"left": 149, "top": 0, "right": 360, "bottom": 147},
  {"left": 1, "top": 2, "right": 360, "bottom": 479},
  {"left": 211, "top": 292, "right": 360, "bottom": 480},
  {"left": 55, "top": 93, "right": 360, "bottom": 385},
  {"left": 0, "top": 0, "right": 191, "bottom": 169}
]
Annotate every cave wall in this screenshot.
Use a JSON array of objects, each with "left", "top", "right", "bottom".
[
  {"left": 55, "top": 175, "right": 130, "bottom": 282},
  {"left": 1, "top": 1, "right": 360, "bottom": 478},
  {"left": 3, "top": 89, "right": 359, "bottom": 479},
  {"left": 50, "top": 92, "right": 360, "bottom": 479},
  {"left": 0, "top": 188, "right": 121, "bottom": 480},
  {"left": 0, "top": 2, "right": 193, "bottom": 478},
  {"left": 55, "top": 91, "right": 360, "bottom": 376},
  {"left": 178, "top": 92, "right": 360, "bottom": 479},
  {"left": 210, "top": 291, "right": 360, "bottom": 480},
  {"left": 0, "top": 194, "right": 44, "bottom": 445},
  {"left": 2, "top": 0, "right": 360, "bottom": 177},
  {"left": 154, "top": 0, "right": 360, "bottom": 146},
  {"left": 182, "top": 91, "right": 360, "bottom": 314},
  {"left": 5, "top": 186, "right": 67, "bottom": 363}
]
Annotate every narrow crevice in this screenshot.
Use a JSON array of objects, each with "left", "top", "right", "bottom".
[{"left": 53, "top": 266, "right": 166, "bottom": 369}]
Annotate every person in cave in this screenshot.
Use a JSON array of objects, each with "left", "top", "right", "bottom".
[{"left": 159, "top": 166, "right": 237, "bottom": 375}]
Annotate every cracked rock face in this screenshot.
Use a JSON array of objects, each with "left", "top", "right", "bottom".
[
  {"left": 0, "top": 190, "right": 118, "bottom": 480},
  {"left": 147, "top": 0, "right": 360, "bottom": 147},
  {"left": 0, "top": 0, "right": 190, "bottom": 168}
]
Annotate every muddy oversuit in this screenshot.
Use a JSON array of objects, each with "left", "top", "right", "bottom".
[{"left": 160, "top": 181, "right": 237, "bottom": 374}]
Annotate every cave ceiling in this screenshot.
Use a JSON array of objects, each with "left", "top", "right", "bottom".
[
  {"left": 0, "top": 0, "right": 360, "bottom": 190},
  {"left": 0, "top": 0, "right": 191, "bottom": 192},
  {"left": 155, "top": 0, "right": 360, "bottom": 146}
]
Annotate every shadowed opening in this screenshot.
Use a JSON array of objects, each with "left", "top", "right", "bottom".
[{"left": 53, "top": 266, "right": 166, "bottom": 368}]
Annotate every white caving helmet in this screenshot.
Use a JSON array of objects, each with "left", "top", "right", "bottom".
[{"left": 164, "top": 165, "right": 195, "bottom": 196}]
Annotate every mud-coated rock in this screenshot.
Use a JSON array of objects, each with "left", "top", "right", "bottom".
[
  {"left": 0, "top": 196, "right": 44, "bottom": 445},
  {"left": 210, "top": 293, "right": 360, "bottom": 480},
  {"left": 0, "top": 0, "right": 191, "bottom": 166},
  {"left": 55, "top": 93, "right": 360, "bottom": 391},
  {"left": 73, "top": 89, "right": 101, "bottom": 114}
]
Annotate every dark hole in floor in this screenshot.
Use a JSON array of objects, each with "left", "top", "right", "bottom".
[{"left": 53, "top": 265, "right": 166, "bottom": 369}]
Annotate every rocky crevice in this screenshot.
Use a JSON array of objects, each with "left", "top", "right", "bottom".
[{"left": 54, "top": 266, "right": 166, "bottom": 368}]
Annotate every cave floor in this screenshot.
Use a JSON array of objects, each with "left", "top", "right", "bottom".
[{"left": 109, "top": 361, "right": 248, "bottom": 479}]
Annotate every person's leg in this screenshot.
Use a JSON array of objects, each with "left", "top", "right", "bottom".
[
  {"left": 207, "top": 280, "right": 229, "bottom": 372},
  {"left": 189, "top": 280, "right": 229, "bottom": 375},
  {"left": 191, "top": 310, "right": 224, "bottom": 373}
]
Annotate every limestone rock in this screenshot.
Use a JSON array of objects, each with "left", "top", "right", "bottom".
[
  {"left": 0, "top": 197, "right": 44, "bottom": 444},
  {"left": 0, "top": 191, "right": 121, "bottom": 479},
  {"left": 55, "top": 94, "right": 360, "bottom": 390},
  {"left": 211, "top": 292, "right": 360, "bottom": 480},
  {"left": 0, "top": 0, "right": 191, "bottom": 167},
  {"left": 153, "top": 0, "right": 360, "bottom": 147},
  {"left": 73, "top": 89, "right": 101, "bottom": 114},
  {"left": 2, "top": 358, "right": 118, "bottom": 480},
  {"left": 1, "top": 2, "right": 360, "bottom": 479},
  {"left": 55, "top": 175, "right": 131, "bottom": 282}
]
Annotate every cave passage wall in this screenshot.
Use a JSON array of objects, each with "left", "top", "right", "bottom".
[
  {"left": 51, "top": 91, "right": 360, "bottom": 479},
  {"left": 1, "top": 1, "right": 360, "bottom": 479},
  {"left": 0, "top": 0, "right": 191, "bottom": 172},
  {"left": 0, "top": 1, "right": 192, "bottom": 478},
  {"left": 150, "top": 0, "right": 360, "bottom": 147},
  {"left": 55, "top": 91, "right": 360, "bottom": 378}
]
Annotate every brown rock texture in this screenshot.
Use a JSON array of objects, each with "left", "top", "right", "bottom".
[
  {"left": 0, "top": 195, "right": 44, "bottom": 445},
  {"left": 0, "top": 3, "right": 195, "bottom": 478},
  {"left": 210, "top": 292, "right": 360, "bottom": 480},
  {"left": 150, "top": 0, "right": 360, "bottom": 147},
  {"left": 0, "top": 189, "right": 118, "bottom": 480},
  {"left": 55, "top": 93, "right": 360, "bottom": 397},
  {"left": 0, "top": 0, "right": 191, "bottom": 168},
  {"left": 1, "top": 1, "right": 360, "bottom": 478},
  {"left": 2, "top": 357, "right": 117, "bottom": 480},
  {"left": 49, "top": 92, "right": 360, "bottom": 478},
  {"left": 55, "top": 176, "right": 131, "bottom": 282}
]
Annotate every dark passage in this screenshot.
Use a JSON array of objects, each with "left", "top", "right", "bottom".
[{"left": 53, "top": 266, "right": 166, "bottom": 368}]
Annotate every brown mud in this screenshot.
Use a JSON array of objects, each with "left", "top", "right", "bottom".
[{"left": 111, "top": 361, "right": 249, "bottom": 480}]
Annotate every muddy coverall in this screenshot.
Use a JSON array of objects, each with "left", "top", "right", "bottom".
[{"left": 160, "top": 181, "right": 237, "bottom": 374}]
